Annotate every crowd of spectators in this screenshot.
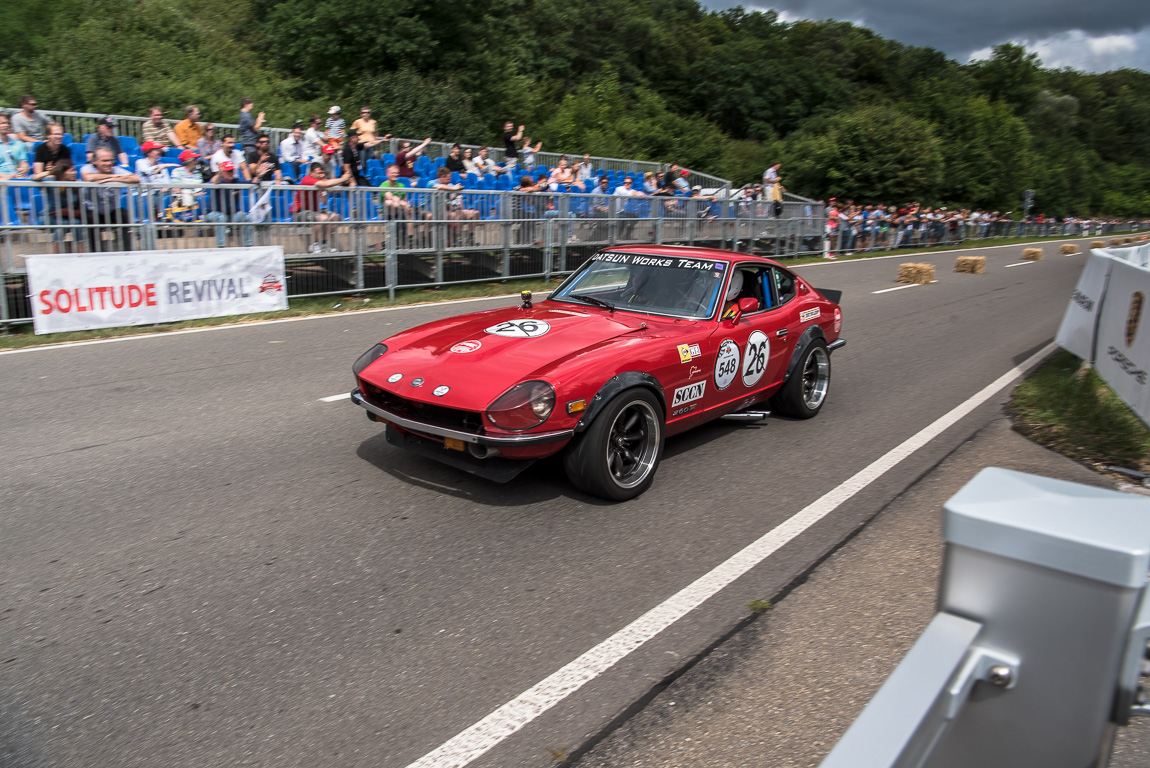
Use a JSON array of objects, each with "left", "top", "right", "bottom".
[{"left": 2, "top": 95, "right": 1145, "bottom": 255}]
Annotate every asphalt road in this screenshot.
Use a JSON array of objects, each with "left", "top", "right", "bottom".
[{"left": 0, "top": 240, "right": 1091, "bottom": 767}]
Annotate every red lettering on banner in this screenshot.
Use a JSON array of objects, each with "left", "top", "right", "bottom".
[
  {"left": 38, "top": 290, "right": 53, "bottom": 314},
  {"left": 110, "top": 286, "right": 125, "bottom": 308},
  {"left": 37, "top": 284, "right": 160, "bottom": 314},
  {"left": 55, "top": 289, "right": 71, "bottom": 313},
  {"left": 127, "top": 285, "right": 143, "bottom": 307},
  {"left": 145, "top": 284, "right": 157, "bottom": 307}
]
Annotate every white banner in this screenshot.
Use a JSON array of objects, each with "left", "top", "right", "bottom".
[
  {"left": 1093, "top": 258, "right": 1150, "bottom": 424},
  {"left": 27, "top": 247, "right": 288, "bottom": 334},
  {"left": 1054, "top": 251, "right": 1115, "bottom": 361}
]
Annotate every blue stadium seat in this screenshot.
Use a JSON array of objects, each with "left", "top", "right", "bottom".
[
  {"left": 61, "top": 133, "right": 73, "bottom": 146},
  {"left": 381, "top": 153, "right": 395, "bottom": 166},
  {"left": 433, "top": 156, "right": 446, "bottom": 168},
  {"left": 164, "top": 147, "right": 183, "bottom": 162},
  {"left": 119, "top": 136, "right": 139, "bottom": 155},
  {"left": 450, "top": 172, "right": 461, "bottom": 185},
  {"left": 366, "top": 159, "right": 382, "bottom": 174},
  {"left": 70, "top": 144, "right": 89, "bottom": 165}
]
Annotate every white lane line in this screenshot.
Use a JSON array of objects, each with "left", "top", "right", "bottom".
[
  {"left": 319, "top": 393, "right": 351, "bottom": 403},
  {"left": 1004, "top": 261, "right": 1036, "bottom": 268},
  {"left": 0, "top": 292, "right": 550, "bottom": 356},
  {"left": 872, "top": 284, "right": 919, "bottom": 294},
  {"left": 403, "top": 341, "right": 1058, "bottom": 768}
]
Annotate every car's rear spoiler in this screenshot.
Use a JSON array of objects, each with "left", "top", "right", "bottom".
[{"left": 816, "top": 287, "right": 842, "bottom": 304}]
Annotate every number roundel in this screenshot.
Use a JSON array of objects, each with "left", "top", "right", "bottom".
[
  {"left": 484, "top": 319, "right": 551, "bottom": 338},
  {"left": 714, "top": 338, "right": 740, "bottom": 390},
  {"left": 741, "top": 330, "right": 769, "bottom": 387}
]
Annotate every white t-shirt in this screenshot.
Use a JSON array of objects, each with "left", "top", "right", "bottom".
[
  {"left": 135, "top": 158, "right": 170, "bottom": 184},
  {"left": 303, "top": 128, "right": 325, "bottom": 161},
  {"left": 210, "top": 148, "right": 246, "bottom": 173}
]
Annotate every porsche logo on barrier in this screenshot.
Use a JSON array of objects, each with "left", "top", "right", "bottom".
[{"left": 1126, "top": 291, "right": 1144, "bottom": 348}]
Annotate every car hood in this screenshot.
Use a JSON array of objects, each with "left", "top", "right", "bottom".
[{"left": 359, "top": 305, "right": 643, "bottom": 409}]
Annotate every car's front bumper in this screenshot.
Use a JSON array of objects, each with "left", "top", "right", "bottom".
[{"left": 350, "top": 389, "right": 575, "bottom": 447}]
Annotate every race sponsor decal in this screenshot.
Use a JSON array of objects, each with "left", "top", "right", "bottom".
[
  {"left": 741, "top": 330, "right": 769, "bottom": 387},
  {"left": 671, "top": 381, "right": 706, "bottom": 407},
  {"left": 799, "top": 307, "right": 821, "bottom": 323},
  {"left": 671, "top": 403, "right": 698, "bottom": 417},
  {"left": 689, "top": 365, "right": 703, "bottom": 379},
  {"left": 387, "top": 373, "right": 404, "bottom": 383},
  {"left": 450, "top": 340, "right": 482, "bottom": 354},
  {"left": 594, "top": 252, "right": 731, "bottom": 272},
  {"left": 27, "top": 246, "right": 287, "bottom": 335},
  {"left": 433, "top": 385, "right": 450, "bottom": 396},
  {"left": 833, "top": 308, "right": 842, "bottom": 334},
  {"left": 1127, "top": 292, "right": 1144, "bottom": 347},
  {"left": 411, "top": 378, "right": 424, "bottom": 387},
  {"left": 484, "top": 319, "right": 551, "bottom": 338},
  {"left": 677, "top": 343, "right": 702, "bottom": 363},
  {"left": 714, "top": 338, "right": 740, "bottom": 390}
]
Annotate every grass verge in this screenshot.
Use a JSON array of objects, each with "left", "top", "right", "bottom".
[{"left": 1010, "top": 350, "right": 1150, "bottom": 473}]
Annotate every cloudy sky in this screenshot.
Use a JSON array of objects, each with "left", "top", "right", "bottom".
[{"left": 701, "top": 0, "right": 1150, "bottom": 73}]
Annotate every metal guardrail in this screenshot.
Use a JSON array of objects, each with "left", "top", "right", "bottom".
[
  {"left": 827, "top": 219, "right": 1149, "bottom": 254},
  {"left": 0, "top": 179, "right": 823, "bottom": 325}
]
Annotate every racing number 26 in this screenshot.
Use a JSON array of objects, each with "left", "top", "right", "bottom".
[{"left": 741, "top": 331, "right": 769, "bottom": 387}]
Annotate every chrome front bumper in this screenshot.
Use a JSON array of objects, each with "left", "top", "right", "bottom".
[{"left": 350, "top": 390, "right": 575, "bottom": 446}]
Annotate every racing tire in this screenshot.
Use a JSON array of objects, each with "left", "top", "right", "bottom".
[
  {"left": 563, "top": 388, "right": 664, "bottom": 501},
  {"left": 771, "top": 340, "right": 830, "bottom": 419}
]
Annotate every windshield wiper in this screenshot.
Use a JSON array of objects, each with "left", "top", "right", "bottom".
[{"left": 571, "top": 294, "right": 615, "bottom": 312}]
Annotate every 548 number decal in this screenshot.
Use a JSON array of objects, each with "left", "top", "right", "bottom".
[{"left": 714, "top": 339, "right": 740, "bottom": 390}]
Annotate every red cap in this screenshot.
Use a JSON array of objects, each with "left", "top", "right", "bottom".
[
  {"left": 220, "top": 161, "right": 235, "bottom": 171},
  {"left": 680, "top": 170, "right": 689, "bottom": 176},
  {"left": 322, "top": 144, "right": 337, "bottom": 154},
  {"left": 178, "top": 150, "right": 200, "bottom": 162},
  {"left": 141, "top": 141, "right": 164, "bottom": 153}
]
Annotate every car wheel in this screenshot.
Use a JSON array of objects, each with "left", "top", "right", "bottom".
[
  {"left": 564, "top": 388, "right": 664, "bottom": 501},
  {"left": 772, "top": 340, "right": 830, "bottom": 419}
]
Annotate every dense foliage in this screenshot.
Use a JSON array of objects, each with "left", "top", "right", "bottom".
[{"left": 2, "top": 0, "right": 1147, "bottom": 216}]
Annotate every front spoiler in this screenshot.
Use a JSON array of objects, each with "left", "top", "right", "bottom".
[{"left": 350, "top": 389, "right": 575, "bottom": 447}]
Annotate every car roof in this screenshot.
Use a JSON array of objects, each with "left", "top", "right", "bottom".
[{"left": 604, "top": 244, "right": 783, "bottom": 268}]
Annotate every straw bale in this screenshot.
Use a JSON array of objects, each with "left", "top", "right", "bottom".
[
  {"left": 1111, "top": 239, "right": 1124, "bottom": 246},
  {"left": 897, "top": 263, "right": 935, "bottom": 284},
  {"left": 1124, "top": 237, "right": 1135, "bottom": 244},
  {"left": 1091, "top": 241, "right": 1105, "bottom": 248},
  {"left": 1060, "top": 244, "right": 1079, "bottom": 255},
  {"left": 1021, "top": 248, "right": 1043, "bottom": 261},
  {"left": 954, "top": 255, "right": 986, "bottom": 274}
]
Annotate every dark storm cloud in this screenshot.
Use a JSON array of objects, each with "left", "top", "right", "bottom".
[{"left": 703, "top": 0, "right": 1150, "bottom": 62}]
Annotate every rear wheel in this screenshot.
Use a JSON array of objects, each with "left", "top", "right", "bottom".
[
  {"left": 564, "top": 388, "right": 664, "bottom": 501},
  {"left": 772, "top": 340, "right": 830, "bottom": 418}
]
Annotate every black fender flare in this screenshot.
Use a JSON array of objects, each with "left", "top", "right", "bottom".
[
  {"left": 574, "top": 372, "right": 667, "bottom": 433},
  {"left": 781, "top": 325, "right": 828, "bottom": 383}
]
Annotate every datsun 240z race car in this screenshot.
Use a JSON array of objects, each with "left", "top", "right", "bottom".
[{"left": 351, "top": 245, "right": 844, "bottom": 500}]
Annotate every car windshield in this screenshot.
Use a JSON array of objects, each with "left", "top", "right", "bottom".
[{"left": 549, "top": 252, "right": 727, "bottom": 319}]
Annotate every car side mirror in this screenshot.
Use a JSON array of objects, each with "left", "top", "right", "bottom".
[{"left": 723, "top": 297, "right": 759, "bottom": 325}]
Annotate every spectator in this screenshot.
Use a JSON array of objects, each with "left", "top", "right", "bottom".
[
  {"left": 0, "top": 115, "right": 30, "bottom": 179},
  {"left": 210, "top": 135, "right": 249, "bottom": 179},
  {"left": 473, "top": 147, "right": 497, "bottom": 176},
  {"left": 279, "top": 123, "right": 308, "bottom": 180},
  {"left": 318, "top": 144, "right": 340, "bottom": 179},
  {"left": 170, "top": 150, "right": 205, "bottom": 211},
  {"left": 668, "top": 165, "right": 690, "bottom": 195},
  {"left": 762, "top": 162, "right": 781, "bottom": 200},
  {"left": 462, "top": 147, "right": 480, "bottom": 176},
  {"left": 135, "top": 141, "right": 174, "bottom": 184},
  {"left": 432, "top": 166, "right": 478, "bottom": 243},
  {"left": 85, "top": 116, "right": 128, "bottom": 167},
  {"left": 12, "top": 95, "right": 49, "bottom": 148},
  {"left": 502, "top": 122, "right": 523, "bottom": 173},
  {"left": 350, "top": 107, "right": 388, "bottom": 165},
  {"left": 291, "top": 161, "right": 352, "bottom": 253},
  {"left": 613, "top": 176, "right": 645, "bottom": 237},
  {"left": 548, "top": 156, "right": 576, "bottom": 189},
  {"left": 31, "top": 123, "right": 68, "bottom": 181},
  {"left": 142, "top": 106, "right": 179, "bottom": 148},
  {"left": 516, "top": 175, "right": 543, "bottom": 193},
  {"left": 642, "top": 172, "right": 659, "bottom": 195},
  {"left": 237, "top": 97, "right": 265, "bottom": 151},
  {"left": 395, "top": 137, "right": 431, "bottom": 180},
  {"left": 44, "top": 157, "right": 84, "bottom": 252},
  {"left": 520, "top": 136, "right": 542, "bottom": 171},
  {"left": 246, "top": 134, "right": 283, "bottom": 184},
  {"left": 79, "top": 147, "right": 139, "bottom": 251},
  {"left": 303, "top": 115, "right": 325, "bottom": 162},
  {"left": 195, "top": 123, "right": 222, "bottom": 164},
  {"left": 443, "top": 144, "right": 465, "bottom": 174},
  {"left": 574, "top": 154, "right": 596, "bottom": 184},
  {"left": 206, "top": 161, "right": 253, "bottom": 248},
  {"left": 588, "top": 175, "right": 612, "bottom": 240},
  {"left": 324, "top": 106, "right": 345, "bottom": 147},
  {"left": 378, "top": 163, "right": 415, "bottom": 237},
  {"left": 340, "top": 130, "right": 369, "bottom": 186},
  {"left": 173, "top": 105, "right": 204, "bottom": 149}
]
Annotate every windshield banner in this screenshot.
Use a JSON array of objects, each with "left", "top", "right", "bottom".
[{"left": 27, "top": 246, "right": 288, "bottom": 334}]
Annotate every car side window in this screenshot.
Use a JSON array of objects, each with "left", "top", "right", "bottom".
[
  {"left": 728, "top": 266, "right": 771, "bottom": 314},
  {"left": 773, "top": 267, "right": 797, "bottom": 306}
]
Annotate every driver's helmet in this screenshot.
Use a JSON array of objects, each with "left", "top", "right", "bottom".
[{"left": 724, "top": 269, "right": 744, "bottom": 303}]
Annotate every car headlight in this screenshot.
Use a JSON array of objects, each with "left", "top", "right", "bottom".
[
  {"left": 485, "top": 380, "right": 555, "bottom": 431},
  {"left": 352, "top": 343, "right": 388, "bottom": 376}
]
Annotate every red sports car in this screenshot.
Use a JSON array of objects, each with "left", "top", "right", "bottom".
[{"left": 351, "top": 245, "right": 844, "bottom": 500}]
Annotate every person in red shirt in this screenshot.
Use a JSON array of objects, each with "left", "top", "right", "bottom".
[{"left": 291, "top": 162, "right": 352, "bottom": 252}]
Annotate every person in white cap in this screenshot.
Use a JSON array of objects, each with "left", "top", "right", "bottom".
[{"left": 325, "top": 106, "right": 345, "bottom": 148}]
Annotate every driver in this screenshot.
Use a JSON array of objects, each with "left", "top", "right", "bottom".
[{"left": 721, "top": 269, "right": 745, "bottom": 319}]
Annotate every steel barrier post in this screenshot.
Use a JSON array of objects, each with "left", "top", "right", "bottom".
[{"left": 820, "top": 468, "right": 1150, "bottom": 768}]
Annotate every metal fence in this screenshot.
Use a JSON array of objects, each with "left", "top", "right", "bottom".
[
  {"left": 0, "top": 180, "right": 823, "bottom": 325},
  {"left": 828, "top": 218, "right": 1149, "bottom": 254},
  {"left": 0, "top": 106, "right": 731, "bottom": 194}
]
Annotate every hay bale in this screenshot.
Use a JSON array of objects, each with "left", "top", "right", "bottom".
[
  {"left": 1124, "top": 237, "right": 1135, "bottom": 244},
  {"left": 1022, "top": 248, "right": 1044, "bottom": 261},
  {"left": 954, "top": 255, "right": 986, "bottom": 274},
  {"left": 1092, "top": 240, "right": 1105, "bottom": 248},
  {"left": 1060, "top": 244, "right": 1079, "bottom": 255},
  {"left": 1111, "top": 238, "right": 1124, "bottom": 247},
  {"left": 897, "top": 262, "right": 935, "bottom": 284}
]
